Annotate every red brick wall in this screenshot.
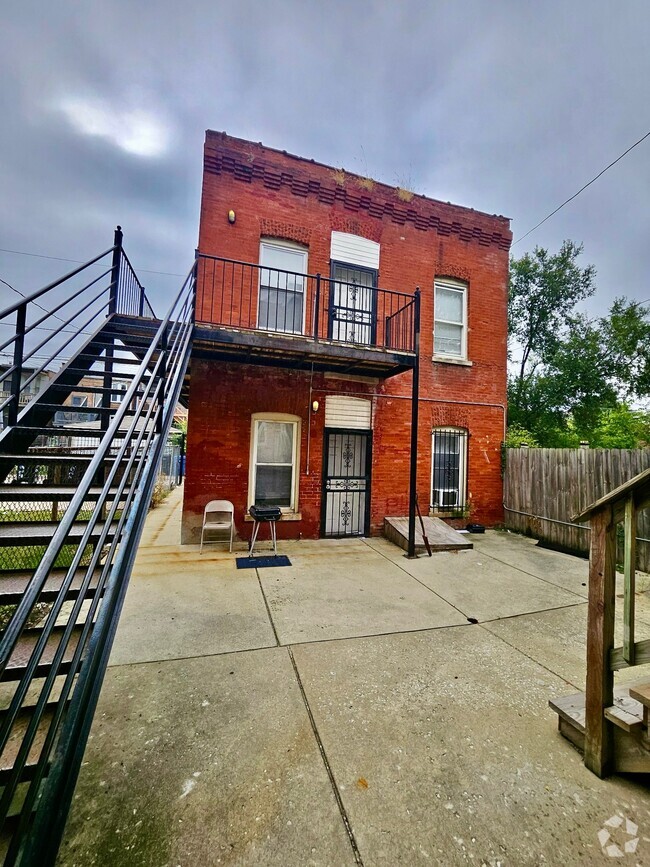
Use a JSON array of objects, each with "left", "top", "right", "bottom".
[{"left": 183, "top": 132, "right": 510, "bottom": 543}]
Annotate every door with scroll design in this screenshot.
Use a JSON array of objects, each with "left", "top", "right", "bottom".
[{"left": 321, "top": 430, "right": 372, "bottom": 537}]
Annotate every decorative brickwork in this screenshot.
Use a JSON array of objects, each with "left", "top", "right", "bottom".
[{"left": 185, "top": 132, "right": 511, "bottom": 543}]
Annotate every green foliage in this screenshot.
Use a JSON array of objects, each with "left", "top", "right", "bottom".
[
  {"left": 589, "top": 404, "right": 650, "bottom": 449},
  {"left": 504, "top": 424, "right": 539, "bottom": 448},
  {"left": 508, "top": 240, "right": 650, "bottom": 447}
]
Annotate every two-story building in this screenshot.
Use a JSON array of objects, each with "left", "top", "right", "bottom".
[{"left": 181, "top": 131, "right": 511, "bottom": 546}]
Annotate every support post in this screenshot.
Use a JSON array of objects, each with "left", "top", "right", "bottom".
[
  {"left": 9, "top": 302, "right": 27, "bottom": 428},
  {"left": 623, "top": 494, "right": 637, "bottom": 664},
  {"left": 407, "top": 289, "right": 421, "bottom": 558},
  {"left": 109, "top": 225, "right": 123, "bottom": 317},
  {"left": 584, "top": 504, "right": 617, "bottom": 777}
]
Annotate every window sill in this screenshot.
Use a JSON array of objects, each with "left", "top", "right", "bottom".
[
  {"left": 245, "top": 512, "right": 302, "bottom": 522},
  {"left": 432, "top": 356, "right": 473, "bottom": 367}
]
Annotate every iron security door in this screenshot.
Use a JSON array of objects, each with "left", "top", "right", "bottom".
[
  {"left": 328, "top": 263, "right": 377, "bottom": 346},
  {"left": 322, "top": 430, "right": 372, "bottom": 537}
]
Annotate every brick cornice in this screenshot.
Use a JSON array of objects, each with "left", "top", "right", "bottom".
[{"left": 204, "top": 148, "right": 512, "bottom": 252}]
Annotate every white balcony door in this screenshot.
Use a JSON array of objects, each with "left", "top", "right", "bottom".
[{"left": 258, "top": 241, "right": 307, "bottom": 335}]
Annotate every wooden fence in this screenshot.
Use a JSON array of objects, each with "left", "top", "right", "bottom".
[{"left": 504, "top": 447, "right": 650, "bottom": 572}]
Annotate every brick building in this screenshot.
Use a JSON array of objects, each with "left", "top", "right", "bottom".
[{"left": 181, "top": 131, "right": 511, "bottom": 546}]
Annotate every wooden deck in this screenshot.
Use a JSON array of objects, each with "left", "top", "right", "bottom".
[{"left": 383, "top": 516, "right": 473, "bottom": 554}]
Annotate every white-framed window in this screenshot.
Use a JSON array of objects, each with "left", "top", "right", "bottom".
[
  {"left": 111, "top": 383, "right": 128, "bottom": 403},
  {"left": 430, "top": 427, "right": 468, "bottom": 512},
  {"left": 249, "top": 413, "right": 301, "bottom": 512},
  {"left": 258, "top": 240, "right": 308, "bottom": 335},
  {"left": 434, "top": 278, "right": 468, "bottom": 359}
]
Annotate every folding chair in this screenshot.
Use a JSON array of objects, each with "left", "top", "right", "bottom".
[{"left": 200, "top": 500, "right": 235, "bottom": 553}]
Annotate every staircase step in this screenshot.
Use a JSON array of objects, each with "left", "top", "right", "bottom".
[
  {"left": 12, "top": 426, "right": 126, "bottom": 439},
  {"left": 0, "top": 522, "right": 118, "bottom": 548},
  {"left": 34, "top": 404, "right": 138, "bottom": 416},
  {"left": 3, "top": 625, "right": 84, "bottom": 681},
  {"left": 47, "top": 384, "right": 149, "bottom": 395},
  {"left": 0, "top": 569, "right": 104, "bottom": 605},
  {"left": 0, "top": 486, "right": 125, "bottom": 501},
  {"left": 0, "top": 454, "right": 134, "bottom": 464},
  {"left": 628, "top": 683, "right": 650, "bottom": 709},
  {"left": 604, "top": 701, "right": 645, "bottom": 733},
  {"left": 0, "top": 700, "right": 66, "bottom": 783}
]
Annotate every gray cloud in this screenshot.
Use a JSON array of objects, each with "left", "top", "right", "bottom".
[{"left": 1, "top": 0, "right": 649, "bottom": 319}]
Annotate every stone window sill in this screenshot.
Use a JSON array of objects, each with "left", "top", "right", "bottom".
[{"left": 432, "top": 356, "right": 473, "bottom": 367}]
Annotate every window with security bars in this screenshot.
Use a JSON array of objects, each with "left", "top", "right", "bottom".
[
  {"left": 430, "top": 428, "right": 468, "bottom": 512},
  {"left": 434, "top": 278, "right": 467, "bottom": 359}
]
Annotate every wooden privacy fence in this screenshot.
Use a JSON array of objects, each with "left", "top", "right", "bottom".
[{"left": 504, "top": 447, "right": 650, "bottom": 572}]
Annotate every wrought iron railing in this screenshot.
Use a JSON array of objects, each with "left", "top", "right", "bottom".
[
  {"left": 0, "top": 244, "right": 195, "bottom": 864},
  {"left": 195, "top": 254, "right": 417, "bottom": 353},
  {"left": 0, "top": 227, "right": 155, "bottom": 428}
]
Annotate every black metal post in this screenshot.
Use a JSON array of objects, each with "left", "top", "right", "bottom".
[
  {"left": 407, "top": 289, "right": 421, "bottom": 558},
  {"left": 313, "top": 273, "right": 321, "bottom": 341},
  {"left": 8, "top": 303, "right": 27, "bottom": 428},
  {"left": 109, "top": 225, "right": 123, "bottom": 317},
  {"left": 156, "top": 326, "right": 168, "bottom": 435}
]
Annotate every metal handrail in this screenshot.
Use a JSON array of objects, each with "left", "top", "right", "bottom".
[
  {"left": 0, "top": 244, "right": 194, "bottom": 864},
  {"left": 196, "top": 253, "right": 417, "bottom": 353}
]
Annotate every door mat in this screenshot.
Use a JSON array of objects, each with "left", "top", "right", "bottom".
[{"left": 236, "top": 555, "right": 291, "bottom": 569}]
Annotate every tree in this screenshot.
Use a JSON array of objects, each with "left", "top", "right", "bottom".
[{"left": 508, "top": 241, "right": 650, "bottom": 446}]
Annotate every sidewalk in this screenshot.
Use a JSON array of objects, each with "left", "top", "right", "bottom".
[{"left": 58, "top": 486, "right": 650, "bottom": 866}]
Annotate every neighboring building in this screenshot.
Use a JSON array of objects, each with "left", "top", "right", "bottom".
[
  {"left": 182, "top": 131, "right": 511, "bottom": 544},
  {"left": 0, "top": 365, "right": 55, "bottom": 430}
]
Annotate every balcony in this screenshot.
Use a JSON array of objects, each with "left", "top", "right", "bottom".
[{"left": 193, "top": 254, "right": 418, "bottom": 378}]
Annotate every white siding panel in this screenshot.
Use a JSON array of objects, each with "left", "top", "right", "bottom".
[
  {"left": 325, "top": 396, "right": 372, "bottom": 430},
  {"left": 330, "top": 232, "right": 380, "bottom": 270}
]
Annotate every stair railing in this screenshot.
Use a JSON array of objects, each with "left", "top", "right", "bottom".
[
  {"left": 0, "top": 227, "right": 155, "bottom": 428},
  {"left": 0, "top": 255, "right": 195, "bottom": 864},
  {"left": 572, "top": 467, "right": 650, "bottom": 777}
]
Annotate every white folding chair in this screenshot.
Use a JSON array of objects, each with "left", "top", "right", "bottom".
[{"left": 200, "top": 500, "right": 235, "bottom": 553}]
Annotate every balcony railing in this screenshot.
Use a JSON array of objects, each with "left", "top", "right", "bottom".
[{"left": 196, "top": 255, "right": 417, "bottom": 354}]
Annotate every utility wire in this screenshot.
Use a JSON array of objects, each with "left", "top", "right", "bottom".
[
  {"left": 0, "top": 247, "right": 184, "bottom": 278},
  {"left": 513, "top": 129, "right": 650, "bottom": 246},
  {"left": 0, "top": 277, "right": 66, "bottom": 324}
]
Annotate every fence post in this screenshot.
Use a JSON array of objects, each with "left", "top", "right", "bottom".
[
  {"left": 8, "top": 302, "right": 27, "bottom": 427},
  {"left": 109, "top": 225, "right": 123, "bottom": 317},
  {"left": 407, "top": 288, "right": 421, "bottom": 558}
]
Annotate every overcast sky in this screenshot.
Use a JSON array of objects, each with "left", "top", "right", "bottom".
[{"left": 1, "top": 1, "right": 649, "bottom": 321}]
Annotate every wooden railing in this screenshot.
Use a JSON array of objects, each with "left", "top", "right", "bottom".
[{"left": 572, "top": 467, "right": 650, "bottom": 776}]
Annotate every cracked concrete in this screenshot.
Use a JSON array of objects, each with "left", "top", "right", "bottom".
[{"left": 58, "top": 487, "right": 650, "bottom": 866}]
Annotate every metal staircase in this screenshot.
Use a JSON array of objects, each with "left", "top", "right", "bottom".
[{"left": 0, "top": 229, "right": 195, "bottom": 865}]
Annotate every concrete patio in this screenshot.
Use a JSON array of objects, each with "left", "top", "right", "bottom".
[{"left": 58, "top": 486, "right": 650, "bottom": 866}]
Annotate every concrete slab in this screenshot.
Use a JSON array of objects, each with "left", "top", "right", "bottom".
[
  {"left": 292, "top": 626, "right": 650, "bottom": 866},
  {"left": 59, "top": 650, "right": 356, "bottom": 867},
  {"left": 258, "top": 540, "right": 468, "bottom": 644},
  {"left": 365, "top": 536, "right": 585, "bottom": 622}
]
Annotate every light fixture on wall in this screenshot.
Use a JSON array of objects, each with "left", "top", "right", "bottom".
[
  {"left": 311, "top": 400, "right": 319, "bottom": 413},
  {"left": 228, "top": 210, "right": 236, "bottom": 224}
]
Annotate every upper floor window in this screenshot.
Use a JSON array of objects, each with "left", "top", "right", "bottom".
[
  {"left": 434, "top": 278, "right": 467, "bottom": 360},
  {"left": 330, "top": 232, "right": 380, "bottom": 346},
  {"left": 258, "top": 240, "right": 307, "bottom": 335}
]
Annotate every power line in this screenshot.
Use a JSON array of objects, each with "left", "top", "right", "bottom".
[
  {"left": 0, "top": 246, "right": 185, "bottom": 278},
  {"left": 513, "top": 129, "right": 650, "bottom": 246},
  {"left": 0, "top": 277, "right": 66, "bottom": 325}
]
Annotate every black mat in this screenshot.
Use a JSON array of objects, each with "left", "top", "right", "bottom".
[{"left": 236, "top": 555, "right": 291, "bottom": 569}]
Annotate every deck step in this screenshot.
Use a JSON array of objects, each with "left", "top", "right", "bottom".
[
  {"left": 0, "top": 569, "right": 104, "bottom": 605},
  {"left": 604, "top": 701, "right": 645, "bottom": 732},
  {"left": 628, "top": 683, "right": 650, "bottom": 708},
  {"left": 4, "top": 625, "right": 84, "bottom": 682},
  {"left": 31, "top": 404, "right": 138, "bottom": 416},
  {"left": 383, "top": 515, "right": 473, "bottom": 553}
]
